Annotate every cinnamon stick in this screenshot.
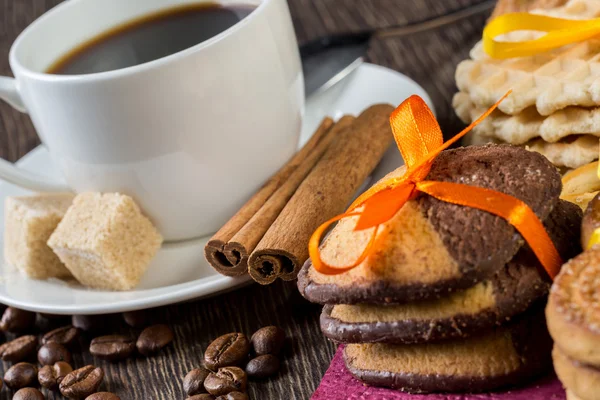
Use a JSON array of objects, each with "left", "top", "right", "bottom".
[
  {"left": 204, "top": 117, "right": 334, "bottom": 276},
  {"left": 225, "top": 116, "right": 356, "bottom": 273},
  {"left": 248, "top": 104, "right": 395, "bottom": 285}
]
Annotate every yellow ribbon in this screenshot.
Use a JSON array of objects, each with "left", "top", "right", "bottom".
[{"left": 483, "top": 13, "right": 600, "bottom": 59}]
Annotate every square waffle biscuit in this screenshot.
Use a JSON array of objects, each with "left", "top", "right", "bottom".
[
  {"left": 454, "top": 91, "right": 600, "bottom": 144},
  {"left": 526, "top": 135, "right": 600, "bottom": 168},
  {"left": 456, "top": 0, "right": 600, "bottom": 116}
]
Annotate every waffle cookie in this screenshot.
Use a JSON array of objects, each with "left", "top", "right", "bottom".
[
  {"left": 454, "top": 92, "right": 600, "bottom": 145},
  {"left": 456, "top": 0, "right": 600, "bottom": 117},
  {"left": 526, "top": 135, "right": 600, "bottom": 169},
  {"left": 546, "top": 245, "right": 600, "bottom": 366},
  {"left": 461, "top": 132, "right": 599, "bottom": 169},
  {"left": 298, "top": 144, "right": 561, "bottom": 304},
  {"left": 553, "top": 346, "right": 600, "bottom": 400},
  {"left": 455, "top": 93, "right": 600, "bottom": 169},
  {"left": 343, "top": 305, "right": 552, "bottom": 393},
  {"left": 320, "top": 200, "right": 581, "bottom": 344}
]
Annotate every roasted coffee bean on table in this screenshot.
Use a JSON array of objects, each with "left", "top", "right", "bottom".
[
  {"left": 187, "top": 395, "right": 216, "bottom": 400},
  {"left": 136, "top": 324, "right": 173, "bottom": 356},
  {"left": 216, "top": 392, "right": 249, "bottom": 400},
  {"left": 42, "top": 325, "right": 80, "bottom": 347},
  {"left": 245, "top": 354, "right": 280, "bottom": 379},
  {"left": 13, "top": 387, "right": 45, "bottom": 400},
  {"left": 38, "top": 361, "right": 73, "bottom": 390},
  {"left": 204, "top": 366, "right": 247, "bottom": 396},
  {"left": 60, "top": 365, "right": 104, "bottom": 399},
  {"left": 72, "top": 315, "right": 108, "bottom": 332},
  {"left": 122, "top": 310, "right": 150, "bottom": 328},
  {"left": 184, "top": 367, "right": 211, "bottom": 395},
  {"left": 250, "top": 326, "right": 285, "bottom": 356},
  {"left": 0, "top": 307, "right": 36, "bottom": 332},
  {"left": 85, "top": 392, "right": 121, "bottom": 400},
  {"left": 38, "top": 342, "right": 72, "bottom": 365},
  {"left": 0, "top": 335, "right": 37, "bottom": 362},
  {"left": 4, "top": 362, "right": 38, "bottom": 390},
  {"left": 90, "top": 335, "right": 136, "bottom": 361},
  {"left": 204, "top": 333, "right": 250, "bottom": 370}
]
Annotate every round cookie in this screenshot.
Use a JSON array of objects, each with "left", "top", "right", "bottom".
[
  {"left": 321, "top": 200, "right": 581, "bottom": 344},
  {"left": 567, "top": 390, "right": 587, "bottom": 400},
  {"left": 344, "top": 305, "right": 552, "bottom": 393},
  {"left": 547, "top": 247, "right": 600, "bottom": 366},
  {"left": 553, "top": 346, "right": 600, "bottom": 400},
  {"left": 298, "top": 144, "right": 562, "bottom": 304}
]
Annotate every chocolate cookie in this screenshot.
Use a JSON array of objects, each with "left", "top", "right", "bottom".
[
  {"left": 299, "top": 144, "right": 562, "bottom": 304},
  {"left": 547, "top": 245, "right": 600, "bottom": 366},
  {"left": 553, "top": 346, "right": 600, "bottom": 400},
  {"left": 321, "top": 200, "right": 581, "bottom": 344},
  {"left": 344, "top": 304, "right": 552, "bottom": 393}
]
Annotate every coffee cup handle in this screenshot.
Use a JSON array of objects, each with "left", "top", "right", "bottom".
[{"left": 0, "top": 76, "right": 72, "bottom": 192}]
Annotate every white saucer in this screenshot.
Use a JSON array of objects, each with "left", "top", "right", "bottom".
[{"left": 0, "top": 63, "right": 432, "bottom": 314}]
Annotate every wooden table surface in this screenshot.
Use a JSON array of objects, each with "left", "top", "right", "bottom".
[{"left": 0, "top": 1, "right": 492, "bottom": 398}]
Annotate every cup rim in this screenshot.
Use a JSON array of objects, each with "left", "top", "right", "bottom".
[{"left": 9, "top": 0, "right": 268, "bottom": 82}]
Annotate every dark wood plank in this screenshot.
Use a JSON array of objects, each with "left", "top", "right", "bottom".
[
  {"left": 0, "top": 281, "right": 330, "bottom": 399},
  {"left": 0, "top": 0, "right": 492, "bottom": 398}
]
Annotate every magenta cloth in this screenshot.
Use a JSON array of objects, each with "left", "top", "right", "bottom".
[{"left": 312, "top": 345, "right": 566, "bottom": 400}]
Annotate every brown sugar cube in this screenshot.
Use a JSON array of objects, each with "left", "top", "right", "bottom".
[
  {"left": 4, "top": 193, "right": 75, "bottom": 279},
  {"left": 47, "top": 193, "right": 162, "bottom": 291}
]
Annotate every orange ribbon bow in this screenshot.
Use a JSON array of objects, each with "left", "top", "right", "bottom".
[{"left": 308, "top": 93, "right": 562, "bottom": 280}]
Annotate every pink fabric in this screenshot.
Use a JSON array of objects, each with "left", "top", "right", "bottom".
[{"left": 312, "top": 345, "right": 566, "bottom": 400}]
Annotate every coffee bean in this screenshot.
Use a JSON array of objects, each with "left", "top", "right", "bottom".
[
  {"left": 204, "top": 366, "right": 247, "bottom": 396},
  {"left": 39, "top": 313, "right": 64, "bottom": 320},
  {"left": 85, "top": 392, "right": 121, "bottom": 400},
  {"left": 43, "top": 326, "right": 79, "bottom": 348},
  {"left": 204, "top": 333, "right": 250, "bottom": 370},
  {"left": 38, "top": 342, "right": 72, "bottom": 365},
  {"left": 60, "top": 365, "right": 104, "bottom": 399},
  {"left": 250, "top": 326, "right": 285, "bottom": 356},
  {"left": 187, "top": 395, "right": 215, "bottom": 400},
  {"left": 13, "top": 387, "right": 45, "bottom": 400},
  {"left": 0, "top": 335, "right": 37, "bottom": 362},
  {"left": 245, "top": 354, "right": 280, "bottom": 379},
  {"left": 216, "top": 392, "right": 249, "bottom": 400},
  {"left": 4, "top": 362, "right": 38, "bottom": 389},
  {"left": 0, "top": 307, "right": 36, "bottom": 332},
  {"left": 38, "top": 361, "right": 73, "bottom": 390},
  {"left": 90, "top": 335, "right": 135, "bottom": 361},
  {"left": 136, "top": 324, "right": 173, "bottom": 356},
  {"left": 72, "top": 315, "right": 108, "bottom": 332},
  {"left": 122, "top": 310, "right": 149, "bottom": 328},
  {"left": 184, "top": 367, "right": 211, "bottom": 395}
]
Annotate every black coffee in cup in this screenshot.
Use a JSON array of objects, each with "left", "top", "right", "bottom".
[{"left": 47, "top": 2, "right": 255, "bottom": 75}]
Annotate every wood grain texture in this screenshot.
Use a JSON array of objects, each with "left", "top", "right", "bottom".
[{"left": 0, "top": 0, "right": 492, "bottom": 398}]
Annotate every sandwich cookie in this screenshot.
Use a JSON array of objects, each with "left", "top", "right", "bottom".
[
  {"left": 299, "top": 144, "right": 562, "bottom": 304},
  {"left": 343, "top": 305, "right": 552, "bottom": 393},
  {"left": 320, "top": 200, "right": 582, "bottom": 344}
]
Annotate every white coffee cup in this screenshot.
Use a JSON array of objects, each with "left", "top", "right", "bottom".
[{"left": 0, "top": 0, "right": 304, "bottom": 241}]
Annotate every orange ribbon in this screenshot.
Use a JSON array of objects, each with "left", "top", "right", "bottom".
[{"left": 308, "top": 92, "right": 562, "bottom": 280}]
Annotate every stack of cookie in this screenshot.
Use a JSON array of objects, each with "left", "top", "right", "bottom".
[
  {"left": 453, "top": 0, "right": 600, "bottom": 171},
  {"left": 298, "top": 144, "right": 583, "bottom": 393},
  {"left": 547, "top": 193, "right": 600, "bottom": 400}
]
